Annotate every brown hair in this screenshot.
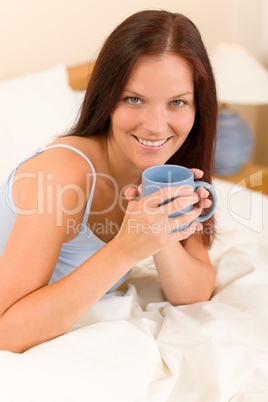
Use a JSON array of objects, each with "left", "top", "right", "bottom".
[{"left": 66, "top": 10, "right": 218, "bottom": 247}]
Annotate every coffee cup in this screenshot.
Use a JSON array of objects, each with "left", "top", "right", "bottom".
[{"left": 142, "top": 164, "right": 217, "bottom": 231}]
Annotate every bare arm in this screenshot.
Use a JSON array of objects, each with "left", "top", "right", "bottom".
[
  {"left": 0, "top": 148, "right": 143, "bottom": 353},
  {"left": 0, "top": 238, "right": 134, "bottom": 353},
  {"left": 153, "top": 233, "right": 215, "bottom": 305},
  {"left": 125, "top": 169, "right": 215, "bottom": 306},
  {"left": 153, "top": 174, "right": 215, "bottom": 305}
]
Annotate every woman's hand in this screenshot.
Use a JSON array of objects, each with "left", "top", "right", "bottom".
[
  {"left": 190, "top": 168, "right": 212, "bottom": 210},
  {"left": 117, "top": 184, "right": 203, "bottom": 264}
]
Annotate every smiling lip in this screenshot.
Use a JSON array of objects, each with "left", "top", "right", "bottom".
[{"left": 133, "top": 135, "right": 171, "bottom": 150}]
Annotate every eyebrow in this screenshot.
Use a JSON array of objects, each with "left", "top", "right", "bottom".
[
  {"left": 170, "top": 92, "right": 194, "bottom": 98},
  {"left": 123, "top": 90, "right": 143, "bottom": 97},
  {"left": 123, "top": 89, "right": 194, "bottom": 98}
]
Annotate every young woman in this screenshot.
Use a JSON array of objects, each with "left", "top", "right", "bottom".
[{"left": 0, "top": 10, "right": 217, "bottom": 353}]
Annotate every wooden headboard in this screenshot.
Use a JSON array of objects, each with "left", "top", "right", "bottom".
[{"left": 67, "top": 61, "right": 95, "bottom": 91}]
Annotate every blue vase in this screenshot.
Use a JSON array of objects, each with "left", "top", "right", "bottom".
[{"left": 214, "top": 111, "right": 254, "bottom": 175}]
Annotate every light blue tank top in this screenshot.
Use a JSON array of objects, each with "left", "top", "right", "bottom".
[{"left": 0, "top": 144, "right": 130, "bottom": 292}]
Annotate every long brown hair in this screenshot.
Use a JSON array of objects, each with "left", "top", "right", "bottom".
[{"left": 66, "top": 10, "right": 218, "bottom": 247}]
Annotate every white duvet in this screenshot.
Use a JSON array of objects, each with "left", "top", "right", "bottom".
[{"left": 0, "top": 66, "right": 267, "bottom": 402}]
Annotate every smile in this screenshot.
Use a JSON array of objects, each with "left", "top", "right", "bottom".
[{"left": 134, "top": 136, "right": 169, "bottom": 147}]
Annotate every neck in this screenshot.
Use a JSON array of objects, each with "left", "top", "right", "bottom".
[{"left": 101, "top": 133, "right": 142, "bottom": 190}]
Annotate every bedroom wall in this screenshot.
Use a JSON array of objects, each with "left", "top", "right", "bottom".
[
  {"left": 231, "top": 0, "right": 268, "bottom": 166},
  {"left": 0, "top": 0, "right": 235, "bottom": 80},
  {"left": 0, "top": 0, "right": 267, "bottom": 166}
]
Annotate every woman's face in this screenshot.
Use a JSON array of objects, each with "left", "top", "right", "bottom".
[{"left": 108, "top": 53, "right": 196, "bottom": 172}]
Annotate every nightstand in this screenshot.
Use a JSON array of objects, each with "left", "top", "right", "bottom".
[{"left": 214, "top": 163, "right": 268, "bottom": 195}]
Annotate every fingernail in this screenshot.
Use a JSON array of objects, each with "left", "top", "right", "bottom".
[
  {"left": 197, "top": 222, "right": 203, "bottom": 231},
  {"left": 185, "top": 186, "right": 194, "bottom": 193}
]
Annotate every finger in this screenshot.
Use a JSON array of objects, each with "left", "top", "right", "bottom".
[
  {"left": 196, "top": 187, "right": 210, "bottom": 199},
  {"left": 144, "top": 185, "right": 194, "bottom": 209},
  {"left": 169, "top": 219, "right": 202, "bottom": 240},
  {"left": 124, "top": 187, "right": 140, "bottom": 201},
  {"left": 197, "top": 198, "right": 212, "bottom": 209},
  {"left": 160, "top": 192, "right": 200, "bottom": 217},
  {"left": 169, "top": 206, "right": 202, "bottom": 231},
  {"left": 190, "top": 168, "right": 204, "bottom": 179}
]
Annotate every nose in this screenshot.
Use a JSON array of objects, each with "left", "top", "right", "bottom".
[{"left": 142, "top": 106, "right": 168, "bottom": 134}]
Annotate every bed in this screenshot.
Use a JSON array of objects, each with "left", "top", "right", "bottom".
[{"left": 0, "top": 63, "right": 268, "bottom": 402}]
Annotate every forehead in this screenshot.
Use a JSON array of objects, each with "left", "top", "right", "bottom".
[{"left": 125, "top": 53, "right": 194, "bottom": 93}]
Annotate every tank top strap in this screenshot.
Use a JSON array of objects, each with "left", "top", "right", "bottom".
[
  {"left": 14, "top": 144, "right": 96, "bottom": 224},
  {"left": 36, "top": 144, "right": 97, "bottom": 225}
]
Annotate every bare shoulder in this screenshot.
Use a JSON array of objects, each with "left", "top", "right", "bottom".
[
  {"left": 46, "top": 135, "right": 103, "bottom": 170},
  {"left": 12, "top": 136, "right": 101, "bottom": 242},
  {"left": 13, "top": 136, "right": 100, "bottom": 198}
]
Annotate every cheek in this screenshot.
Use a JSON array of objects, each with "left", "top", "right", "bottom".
[
  {"left": 174, "top": 111, "right": 196, "bottom": 135},
  {"left": 111, "top": 107, "right": 138, "bottom": 132}
]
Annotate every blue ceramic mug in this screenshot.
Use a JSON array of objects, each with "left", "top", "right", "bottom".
[{"left": 142, "top": 165, "right": 217, "bottom": 231}]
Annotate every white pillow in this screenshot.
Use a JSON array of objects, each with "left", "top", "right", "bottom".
[{"left": 0, "top": 65, "right": 83, "bottom": 183}]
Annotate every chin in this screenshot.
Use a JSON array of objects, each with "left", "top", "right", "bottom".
[{"left": 137, "top": 159, "right": 168, "bottom": 171}]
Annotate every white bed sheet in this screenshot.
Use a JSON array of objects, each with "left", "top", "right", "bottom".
[{"left": 0, "top": 66, "right": 267, "bottom": 402}]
